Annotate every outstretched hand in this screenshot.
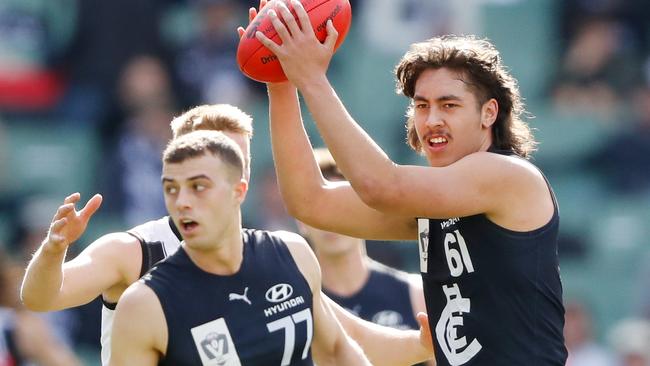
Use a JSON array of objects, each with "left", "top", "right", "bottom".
[
  {"left": 44, "top": 193, "right": 103, "bottom": 254},
  {"left": 254, "top": 0, "right": 338, "bottom": 89}
]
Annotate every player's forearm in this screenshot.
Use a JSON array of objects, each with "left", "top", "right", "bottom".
[
  {"left": 297, "top": 78, "right": 397, "bottom": 207},
  {"left": 338, "top": 307, "right": 433, "bottom": 366},
  {"left": 362, "top": 327, "right": 433, "bottom": 366},
  {"left": 268, "top": 83, "right": 328, "bottom": 219},
  {"left": 21, "top": 244, "right": 67, "bottom": 311},
  {"left": 331, "top": 337, "right": 372, "bottom": 366}
]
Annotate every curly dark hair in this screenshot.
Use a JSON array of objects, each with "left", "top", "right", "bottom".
[{"left": 395, "top": 35, "right": 536, "bottom": 158}]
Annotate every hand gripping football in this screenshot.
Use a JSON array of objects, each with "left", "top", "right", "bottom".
[{"left": 237, "top": 0, "right": 352, "bottom": 83}]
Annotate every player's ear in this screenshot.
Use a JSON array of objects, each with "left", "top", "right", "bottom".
[
  {"left": 481, "top": 98, "right": 498, "bottom": 128},
  {"left": 234, "top": 179, "right": 249, "bottom": 203}
]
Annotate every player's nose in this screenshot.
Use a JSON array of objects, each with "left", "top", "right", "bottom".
[
  {"left": 425, "top": 112, "right": 445, "bottom": 129},
  {"left": 174, "top": 188, "right": 192, "bottom": 210}
]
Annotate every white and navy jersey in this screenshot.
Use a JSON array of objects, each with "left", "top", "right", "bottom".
[
  {"left": 323, "top": 260, "right": 419, "bottom": 330},
  {"left": 142, "top": 229, "right": 314, "bottom": 366},
  {"left": 100, "top": 216, "right": 182, "bottom": 366},
  {"left": 418, "top": 155, "right": 567, "bottom": 365}
]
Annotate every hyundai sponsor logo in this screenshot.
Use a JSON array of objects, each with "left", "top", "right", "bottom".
[{"left": 265, "top": 283, "right": 293, "bottom": 303}]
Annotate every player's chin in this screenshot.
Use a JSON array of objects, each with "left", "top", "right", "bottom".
[
  {"left": 184, "top": 237, "right": 208, "bottom": 250},
  {"left": 180, "top": 230, "right": 202, "bottom": 245},
  {"left": 424, "top": 153, "right": 448, "bottom": 168},
  {"left": 423, "top": 148, "right": 456, "bottom": 167}
]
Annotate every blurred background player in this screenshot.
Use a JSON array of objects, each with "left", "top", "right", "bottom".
[
  {"left": 0, "top": 249, "right": 82, "bottom": 366},
  {"left": 564, "top": 300, "right": 613, "bottom": 366}
]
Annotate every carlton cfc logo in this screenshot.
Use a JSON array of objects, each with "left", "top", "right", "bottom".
[{"left": 265, "top": 283, "right": 293, "bottom": 303}]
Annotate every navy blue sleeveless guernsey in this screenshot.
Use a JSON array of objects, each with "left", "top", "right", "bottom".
[
  {"left": 417, "top": 154, "right": 567, "bottom": 366},
  {"left": 142, "top": 229, "right": 314, "bottom": 366},
  {"left": 323, "top": 260, "right": 419, "bottom": 330}
]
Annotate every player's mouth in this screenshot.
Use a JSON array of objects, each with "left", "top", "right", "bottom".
[
  {"left": 425, "top": 134, "right": 449, "bottom": 152},
  {"left": 179, "top": 218, "right": 200, "bottom": 235}
]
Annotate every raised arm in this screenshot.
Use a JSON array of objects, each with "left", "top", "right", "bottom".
[
  {"left": 237, "top": 1, "right": 413, "bottom": 240},
  {"left": 109, "top": 283, "right": 166, "bottom": 366},
  {"left": 257, "top": 1, "right": 553, "bottom": 230},
  {"left": 21, "top": 193, "right": 141, "bottom": 311},
  {"left": 267, "top": 82, "right": 415, "bottom": 241}
]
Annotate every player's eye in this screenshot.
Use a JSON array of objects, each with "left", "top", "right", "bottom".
[
  {"left": 164, "top": 185, "right": 178, "bottom": 195},
  {"left": 193, "top": 183, "right": 206, "bottom": 192},
  {"left": 443, "top": 103, "right": 458, "bottom": 109},
  {"left": 415, "top": 103, "right": 428, "bottom": 109}
]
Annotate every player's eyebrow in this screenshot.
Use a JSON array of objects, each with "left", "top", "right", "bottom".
[
  {"left": 161, "top": 174, "right": 212, "bottom": 183},
  {"left": 414, "top": 94, "right": 463, "bottom": 103},
  {"left": 187, "top": 174, "right": 211, "bottom": 181}
]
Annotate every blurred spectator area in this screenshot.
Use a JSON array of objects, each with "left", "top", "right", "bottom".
[{"left": 0, "top": 1, "right": 649, "bottom": 363}]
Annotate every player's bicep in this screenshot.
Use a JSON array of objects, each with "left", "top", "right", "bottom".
[
  {"left": 299, "top": 182, "right": 417, "bottom": 241},
  {"left": 110, "top": 283, "right": 165, "bottom": 366},
  {"left": 58, "top": 233, "right": 141, "bottom": 307},
  {"left": 387, "top": 153, "right": 533, "bottom": 219}
]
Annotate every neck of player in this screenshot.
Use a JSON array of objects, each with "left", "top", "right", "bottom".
[
  {"left": 318, "top": 243, "right": 370, "bottom": 297},
  {"left": 183, "top": 216, "right": 244, "bottom": 276}
]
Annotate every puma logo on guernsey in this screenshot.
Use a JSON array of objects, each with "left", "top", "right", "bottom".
[{"left": 229, "top": 287, "right": 251, "bottom": 305}]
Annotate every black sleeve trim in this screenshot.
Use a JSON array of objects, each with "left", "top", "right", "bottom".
[{"left": 140, "top": 240, "right": 166, "bottom": 277}]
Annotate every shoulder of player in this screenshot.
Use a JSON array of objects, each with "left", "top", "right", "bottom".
[
  {"left": 118, "top": 282, "right": 160, "bottom": 310},
  {"left": 460, "top": 151, "right": 543, "bottom": 179},
  {"left": 271, "top": 230, "right": 313, "bottom": 261},
  {"left": 272, "top": 230, "right": 321, "bottom": 291},
  {"left": 463, "top": 152, "right": 554, "bottom": 228},
  {"left": 457, "top": 152, "right": 548, "bottom": 195},
  {"left": 113, "top": 282, "right": 167, "bottom": 352}
]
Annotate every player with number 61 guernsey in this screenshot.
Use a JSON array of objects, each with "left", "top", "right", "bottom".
[{"left": 256, "top": 3, "right": 569, "bottom": 361}]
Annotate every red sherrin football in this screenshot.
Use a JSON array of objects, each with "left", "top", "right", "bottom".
[{"left": 237, "top": 0, "right": 352, "bottom": 83}]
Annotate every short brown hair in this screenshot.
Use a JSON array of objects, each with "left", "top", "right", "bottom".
[
  {"left": 163, "top": 130, "right": 244, "bottom": 182},
  {"left": 170, "top": 104, "right": 253, "bottom": 139},
  {"left": 395, "top": 35, "right": 536, "bottom": 158},
  {"left": 170, "top": 104, "right": 253, "bottom": 174}
]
